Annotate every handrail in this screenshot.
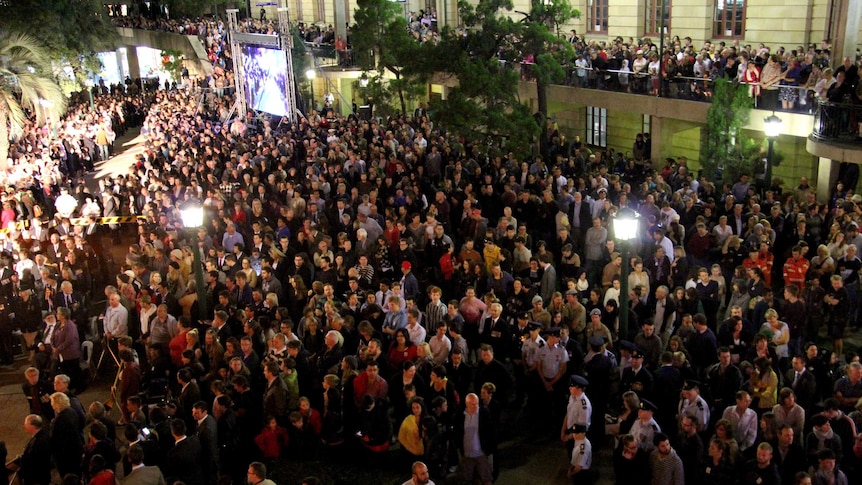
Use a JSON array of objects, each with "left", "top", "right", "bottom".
[{"left": 811, "top": 100, "right": 862, "bottom": 142}]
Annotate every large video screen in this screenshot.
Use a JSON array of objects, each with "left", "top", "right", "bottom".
[{"left": 242, "top": 45, "right": 290, "bottom": 117}]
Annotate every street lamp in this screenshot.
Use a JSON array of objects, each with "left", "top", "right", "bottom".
[
  {"left": 359, "top": 73, "right": 369, "bottom": 88},
  {"left": 179, "top": 200, "right": 208, "bottom": 321},
  {"left": 764, "top": 113, "right": 783, "bottom": 191},
  {"left": 306, "top": 68, "right": 317, "bottom": 112},
  {"left": 613, "top": 207, "right": 640, "bottom": 342}
]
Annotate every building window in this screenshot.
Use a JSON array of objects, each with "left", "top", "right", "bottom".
[
  {"left": 645, "top": 0, "right": 671, "bottom": 37},
  {"left": 642, "top": 115, "right": 651, "bottom": 136},
  {"left": 588, "top": 0, "right": 608, "bottom": 33},
  {"left": 586, "top": 107, "right": 607, "bottom": 148},
  {"left": 714, "top": 0, "right": 746, "bottom": 38}
]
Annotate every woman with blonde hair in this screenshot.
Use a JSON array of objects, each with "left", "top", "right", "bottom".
[{"left": 239, "top": 258, "right": 258, "bottom": 288}]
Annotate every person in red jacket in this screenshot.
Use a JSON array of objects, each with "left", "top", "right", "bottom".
[
  {"left": 254, "top": 416, "right": 289, "bottom": 461},
  {"left": 783, "top": 245, "right": 810, "bottom": 289}
]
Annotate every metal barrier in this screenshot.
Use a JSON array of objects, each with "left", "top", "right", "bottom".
[
  {"left": 812, "top": 100, "right": 862, "bottom": 142},
  {"left": 529, "top": 64, "right": 814, "bottom": 113}
]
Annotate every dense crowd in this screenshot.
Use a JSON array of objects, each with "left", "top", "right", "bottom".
[
  {"left": 533, "top": 33, "right": 862, "bottom": 113},
  {"left": 5, "top": 18, "right": 862, "bottom": 485}
]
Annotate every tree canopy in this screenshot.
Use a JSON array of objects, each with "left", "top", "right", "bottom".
[
  {"left": 351, "top": 0, "right": 428, "bottom": 117},
  {"left": 0, "top": 31, "right": 67, "bottom": 168},
  {"left": 1, "top": 0, "right": 119, "bottom": 82},
  {"left": 700, "top": 78, "right": 762, "bottom": 184}
]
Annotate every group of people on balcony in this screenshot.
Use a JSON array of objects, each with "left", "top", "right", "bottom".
[{"left": 556, "top": 32, "right": 862, "bottom": 114}]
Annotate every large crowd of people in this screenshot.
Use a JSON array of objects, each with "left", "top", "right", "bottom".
[{"left": 3, "top": 13, "right": 862, "bottom": 485}]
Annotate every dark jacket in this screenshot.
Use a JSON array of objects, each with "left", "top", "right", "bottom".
[
  {"left": 453, "top": 406, "right": 497, "bottom": 456},
  {"left": 50, "top": 407, "right": 84, "bottom": 476},
  {"left": 18, "top": 428, "right": 52, "bottom": 485},
  {"left": 166, "top": 435, "right": 204, "bottom": 485}
]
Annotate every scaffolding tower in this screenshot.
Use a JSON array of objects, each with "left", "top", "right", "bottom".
[
  {"left": 277, "top": 1, "right": 298, "bottom": 124},
  {"left": 225, "top": 9, "right": 247, "bottom": 122}
]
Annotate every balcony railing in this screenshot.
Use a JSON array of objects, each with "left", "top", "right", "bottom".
[
  {"left": 512, "top": 61, "right": 814, "bottom": 115},
  {"left": 812, "top": 100, "right": 862, "bottom": 143}
]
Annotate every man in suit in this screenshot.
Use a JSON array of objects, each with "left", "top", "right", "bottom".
[
  {"left": 12, "top": 414, "right": 52, "bottom": 485},
  {"left": 453, "top": 393, "right": 497, "bottom": 485},
  {"left": 192, "top": 401, "right": 219, "bottom": 484},
  {"left": 45, "top": 233, "right": 66, "bottom": 265},
  {"left": 22, "top": 367, "right": 54, "bottom": 420},
  {"left": 176, "top": 368, "right": 201, "bottom": 429},
  {"left": 30, "top": 314, "right": 59, "bottom": 374},
  {"left": 539, "top": 255, "right": 558, "bottom": 304},
  {"left": 166, "top": 419, "right": 204, "bottom": 485},
  {"left": 787, "top": 354, "right": 818, "bottom": 413},
  {"left": 568, "top": 192, "right": 592, "bottom": 252},
  {"left": 121, "top": 443, "right": 165, "bottom": 485}
]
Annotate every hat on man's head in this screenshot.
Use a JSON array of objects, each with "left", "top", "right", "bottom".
[
  {"left": 682, "top": 380, "right": 701, "bottom": 391},
  {"left": 401, "top": 261, "right": 412, "bottom": 270},
  {"left": 588, "top": 335, "right": 606, "bottom": 347},
  {"left": 589, "top": 308, "right": 602, "bottom": 317},
  {"left": 532, "top": 295, "right": 543, "bottom": 304},
  {"left": 639, "top": 399, "right": 657, "bottom": 412},
  {"left": 543, "top": 327, "right": 561, "bottom": 338},
  {"left": 569, "top": 375, "right": 589, "bottom": 388},
  {"left": 619, "top": 340, "right": 636, "bottom": 352}
]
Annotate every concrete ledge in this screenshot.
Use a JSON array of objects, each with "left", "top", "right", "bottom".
[
  {"left": 807, "top": 134, "right": 862, "bottom": 164},
  {"left": 116, "top": 27, "right": 212, "bottom": 76}
]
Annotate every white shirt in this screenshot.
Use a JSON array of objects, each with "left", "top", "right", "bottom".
[
  {"left": 570, "top": 437, "right": 592, "bottom": 470},
  {"left": 406, "top": 323, "right": 426, "bottom": 346}
]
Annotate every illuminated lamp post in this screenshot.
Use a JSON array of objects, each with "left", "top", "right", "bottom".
[{"left": 613, "top": 207, "right": 640, "bottom": 341}]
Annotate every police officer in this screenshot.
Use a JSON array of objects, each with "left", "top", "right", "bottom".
[
  {"left": 567, "top": 424, "right": 593, "bottom": 484},
  {"left": 523, "top": 321, "right": 546, "bottom": 416},
  {"left": 562, "top": 375, "right": 592, "bottom": 458},
  {"left": 536, "top": 327, "right": 569, "bottom": 430},
  {"left": 620, "top": 349, "right": 655, "bottom": 400},
  {"left": 510, "top": 312, "right": 532, "bottom": 405},
  {"left": 678, "top": 379, "right": 710, "bottom": 433},
  {"left": 629, "top": 399, "right": 662, "bottom": 452},
  {"left": 516, "top": 318, "right": 543, "bottom": 405}
]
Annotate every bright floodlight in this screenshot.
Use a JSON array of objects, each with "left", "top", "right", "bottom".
[
  {"left": 613, "top": 207, "right": 639, "bottom": 241},
  {"left": 306, "top": 69, "right": 316, "bottom": 80},
  {"left": 764, "top": 114, "right": 782, "bottom": 138},
  {"left": 180, "top": 201, "right": 204, "bottom": 228},
  {"left": 359, "top": 75, "right": 369, "bottom": 88}
]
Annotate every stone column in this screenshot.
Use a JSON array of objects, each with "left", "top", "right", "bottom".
[
  {"left": 829, "top": 0, "right": 861, "bottom": 66},
  {"left": 816, "top": 157, "right": 839, "bottom": 201}
]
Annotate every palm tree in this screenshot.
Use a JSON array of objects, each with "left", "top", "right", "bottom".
[{"left": 0, "top": 31, "right": 66, "bottom": 171}]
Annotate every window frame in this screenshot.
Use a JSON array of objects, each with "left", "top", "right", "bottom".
[
  {"left": 644, "top": 0, "right": 671, "bottom": 37},
  {"left": 587, "top": 0, "right": 609, "bottom": 34},
  {"left": 713, "top": 0, "right": 747, "bottom": 39},
  {"left": 586, "top": 107, "right": 607, "bottom": 148}
]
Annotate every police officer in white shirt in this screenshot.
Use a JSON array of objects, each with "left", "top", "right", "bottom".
[
  {"left": 629, "top": 399, "right": 661, "bottom": 451},
  {"left": 567, "top": 424, "right": 593, "bottom": 484},
  {"left": 562, "top": 375, "right": 592, "bottom": 458},
  {"left": 678, "top": 379, "right": 710, "bottom": 433},
  {"left": 536, "top": 327, "right": 569, "bottom": 431}
]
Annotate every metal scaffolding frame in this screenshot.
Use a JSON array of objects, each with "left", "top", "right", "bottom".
[
  {"left": 278, "top": 1, "right": 298, "bottom": 124},
  {"left": 225, "top": 9, "right": 247, "bottom": 122}
]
